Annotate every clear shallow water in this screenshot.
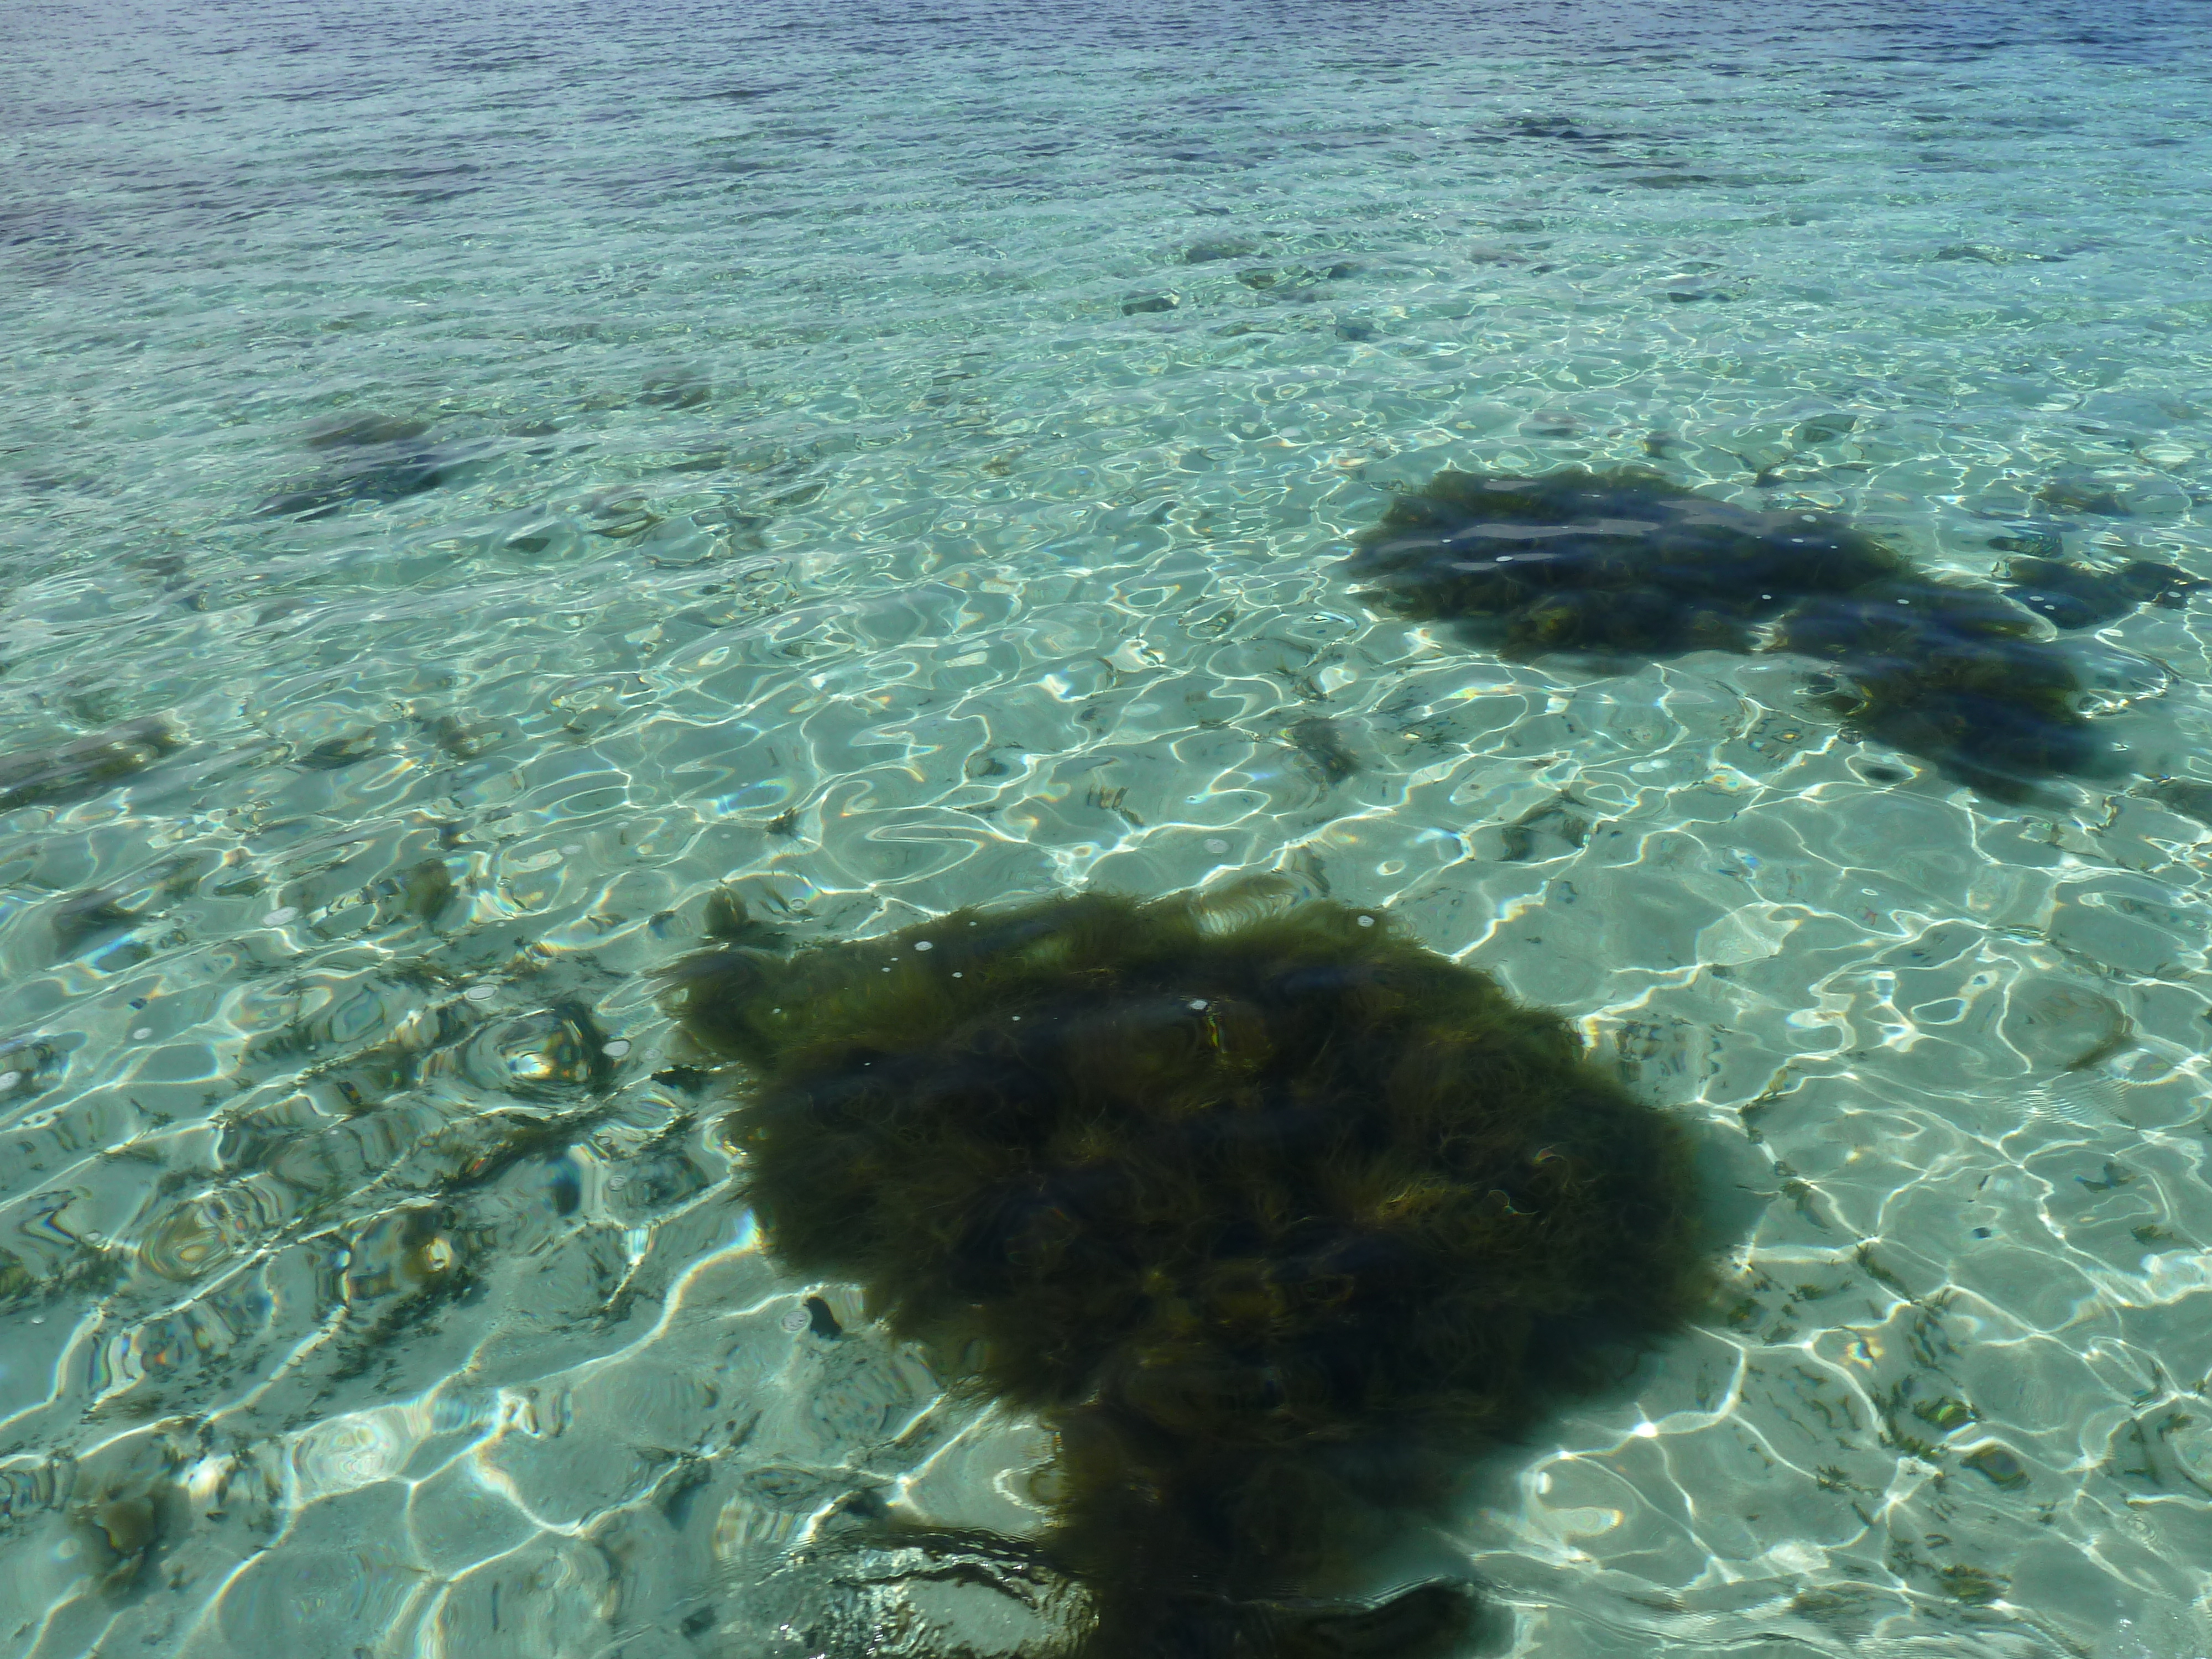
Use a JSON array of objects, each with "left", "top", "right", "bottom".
[{"left": 5, "top": 1, "right": 2212, "bottom": 1654}]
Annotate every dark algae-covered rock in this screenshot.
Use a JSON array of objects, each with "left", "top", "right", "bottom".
[
  {"left": 1345, "top": 465, "right": 1903, "bottom": 657},
  {"left": 1349, "top": 466, "right": 2169, "bottom": 798},
  {"left": 1773, "top": 578, "right": 2116, "bottom": 799},
  {"left": 259, "top": 412, "right": 486, "bottom": 518},
  {"left": 668, "top": 889, "right": 1712, "bottom": 1658},
  {"left": 1998, "top": 553, "right": 2201, "bottom": 631},
  {"left": 0, "top": 716, "right": 181, "bottom": 813}
]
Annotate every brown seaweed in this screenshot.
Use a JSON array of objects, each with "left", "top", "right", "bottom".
[
  {"left": 1345, "top": 465, "right": 1901, "bottom": 657},
  {"left": 1348, "top": 466, "right": 2163, "bottom": 798},
  {"left": 667, "top": 890, "right": 1713, "bottom": 1657},
  {"left": 1998, "top": 553, "right": 2201, "bottom": 631}
]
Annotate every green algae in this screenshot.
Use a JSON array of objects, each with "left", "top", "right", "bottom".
[{"left": 667, "top": 888, "right": 1713, "bottom": 1658}]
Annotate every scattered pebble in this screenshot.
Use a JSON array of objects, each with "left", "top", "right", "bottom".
[
  {"left": 952, "top": 972, "right": 963, "bottom": 978},
  {"left": 914, "top": 940, "right": 933, "bottom": 951},
  {"left": 262, "top": 906, "right": 299, "bottom": 926},
  {"left": 561, "top": 843, "right": 582, "bottom": 855},
  {"left": 0, "top": 1071, "right": 19, "bottom": 1091},
  {"left": 464, "top": 983, "right": 498, "bottom": 1002},
  {"left": 608, "top": 1176, "right": 627, "bottom": 1191},
  {"left": 780, "top": 1307, "right": 810, "bottom": 1332},
  {"left": 602, "top": 1039, "right": 632, "bottom": 1059},
  {"left": 1357, "top": 915, "right": 1376, "bottom": 927},
  {"left": 1205, "top": 838, "right": 1229, "bottom": 852},
  {"left": 132, "top": 1027, "right": 154, "bottom": 1041},
  {"left": 1188, "top": 999, "right": 1208, "bottom": 1011}
]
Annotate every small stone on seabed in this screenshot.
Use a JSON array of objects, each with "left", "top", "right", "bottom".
[
  {"left": 464, "top": 983, "right": 498, "bottom": 1002},
  {"left": 1206, "top": 838, "right": 1229, "bottom": 852},
  {"left": 1358, "top": 915, "right": 1376, "bottom": 926},
  {"left": 0, "top": 1072, "right": 20, "bottom": 1090},
  {"left": 603, "top": 1039, "right": 631, "bottom": 1058},
  {"left": 263, "top": 906, "right": 298, "bottom": 926},
  {"left": 914, "top": 940, "right": 933, "bottom": 951},
  {"left": 132, "top": 1027, "right": 153, "bottom": 1040},
  {"left": 561, "top": 843, "right": 582, "bottom": 855}
]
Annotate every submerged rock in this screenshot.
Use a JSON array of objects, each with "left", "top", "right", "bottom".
[
  {"left": 0, "top": 716, "right": 181, "bottom": 813},
  {"left": 2145, "top": 776, "right": 2212, "bottom": 827},
  {"left": 1183, "top": 237, "right": 1261, "bottom": 265},
  {"left": 1345, "top": 466, "right": 1902, "bottom": 658},
  {"left": 1284, "top": 716, "right": 1360, "bottom": 786},
  {"left": 2034, "top": 473, "right": 2132, "bottom": 517},
  {"left": 640, "top": 367, "right": 712, "bottom": 409},
  {"left": 669, "top": 889, "right": 1711, "bottom": 1659},
  {"left": 304, "top": 412, "right": 431, "bottom": 449},
  {"left": 1999, "top": 554, "right": 2201, "bottom": 630},
  {"left": 1775, "top": 579, "right": 2117, "bottom": 799},
  {"left": 259, "top": 414, "right": 487, "bottom": 518},
  {"left": 1349, "top": 466, "right": 2157, "bottom": 799}
]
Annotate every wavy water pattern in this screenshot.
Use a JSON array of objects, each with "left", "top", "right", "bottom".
[{"left": 4, "top": 2, "right": 2212, "bottom": 1655}]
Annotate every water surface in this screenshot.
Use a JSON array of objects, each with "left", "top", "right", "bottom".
[{"left": 5, "top": 3, "right": 2212, "bottom": 1655}]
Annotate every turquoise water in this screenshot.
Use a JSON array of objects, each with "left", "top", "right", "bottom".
[{"left": 6, "top": 2, "right": 2212, "bottom": 1653}]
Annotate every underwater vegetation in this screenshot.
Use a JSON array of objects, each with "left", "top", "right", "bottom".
[
  {"left": 1347, "top": 466, "right": 2191, "bottom": 797},
  {"left": 1345, "top": 466, "right": 1903, "bottom": 657},
  {"left": 1773, "top": 578, "right": 2116, "bottom": 796},
  {"left": 1284, "top": 716, "right": 1361, "bottom": 787},
  {"left": 668, "top": 889, "right": 1712, "bottom": 1658},
  {"left": 257, "top": 413, "right": 485, "bottom": 518},
  {"left": 1997, "top": 552, "right": 2202, "bottom": 630},
  {"left": 0, "top": 716, "right": 181, "bottom": 813}
]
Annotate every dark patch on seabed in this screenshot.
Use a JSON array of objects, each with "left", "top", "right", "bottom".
[
  {"left": 1345, "top": 466, "right": 2187, "bottom": 800},
  {"left": 257, "top": 412, "right": 488, "bottom": 518},
  {"left": 0, "top": 716, "right": 181, "bottom": 813},
  {"left": 666, "top": 886, "right": 1717, "bottom": 1658}
]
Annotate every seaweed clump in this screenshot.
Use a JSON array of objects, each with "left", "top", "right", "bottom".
[
  {"left": 1997, "top": 553, "right": 2201, "bottom": 630},
  {"left": 669, "top": 889, "right": 1711, "bottom": 1658},
  {"left": 1772, "top": 578, "right": 2114, "bottom": 796},
  {"left": 1345, "top": 466, "right": 1903, "bottom": 656},
  {"left": 1347, "top": 466, "right": 2169, "bottom": 798},
  {"left": 257, "top": 413, "right": 483, "bottom": 518},
  {"left": 0, "top": 717, "right": 181, "bottom": 813}
]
